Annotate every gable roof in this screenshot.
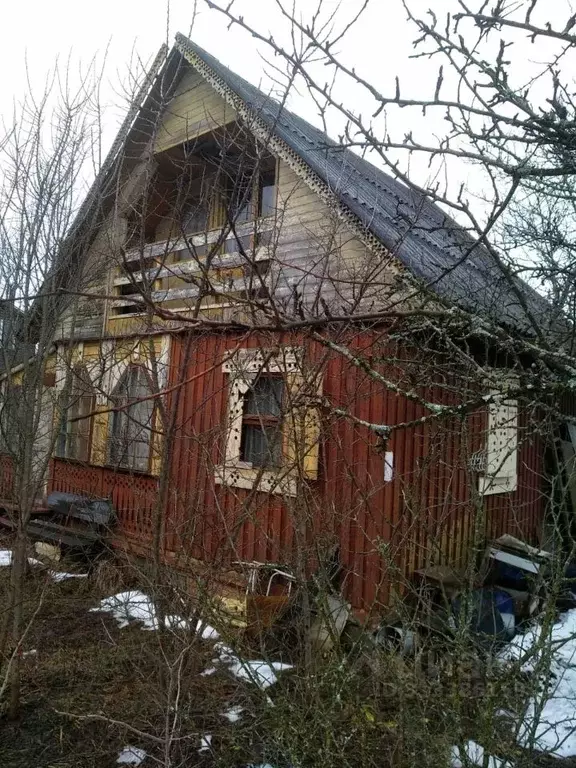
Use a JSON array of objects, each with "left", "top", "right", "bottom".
[
  {"left": 173, "top": 34, "right": 550, "bottom": 334},
  {"left": 43, "top": 35, "right": 550, "bottom": 338}
]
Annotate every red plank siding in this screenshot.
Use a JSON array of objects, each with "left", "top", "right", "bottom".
[{"left": 41, "top": 329, "right": 550, "bottom": 613}]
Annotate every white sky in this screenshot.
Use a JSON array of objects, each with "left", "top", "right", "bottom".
[
  {"left": 1, "top": 0, "right": 574, "bottom": 214},
  {"left": 0, "top": 1, "right": 442, "bottom": 168}
]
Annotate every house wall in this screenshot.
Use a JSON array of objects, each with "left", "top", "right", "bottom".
[
  {"left": 10, "top": 326, "right": 544, "bottom": 611},
  {"left": 270, "top": 163, "right": 400, "bottom": 316},
  {"left": 0, "top": 352, "right": 58, "bottom": 499},
  {"left": 52, "top": 329, "right": 541, "bottom": 613},
  {"left": 27, "top": 60, "right": 546, "bottom": 612},
  {"left": 153, "top": 67, "right": 237, "bottom": 153},
  {"left": 51, "top": 335, "right": 170, "bottom": 473},
  {"left": 54, "top": 215, "right": 127, "bottom": 342},
  {"left": 103, "top": 154, "right": 401, "bottom": 338}
]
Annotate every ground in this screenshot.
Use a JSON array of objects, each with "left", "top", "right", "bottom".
[
  {"left": 0, "top": 545, "right": 266, "bottom": 768},
  {"left": 0, "top": 540, "right": 456, "bottom": 768},
  {"left": 2, "top": 538, "right": 575, "bottom": 768}
]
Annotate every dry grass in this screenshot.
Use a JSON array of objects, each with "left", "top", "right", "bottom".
[
  {"left": 0, "top": 544, "right": 531, "bottom": 768},
  {"left": 0, "top": 553, "right": 244, "bottom": 767}
]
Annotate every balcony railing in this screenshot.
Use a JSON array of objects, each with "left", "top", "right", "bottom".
[{"left": 111, "top": 223, "right": 274, "bottom": 315}]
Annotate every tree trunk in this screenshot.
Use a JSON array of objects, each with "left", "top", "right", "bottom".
[{"left": 7, "top": 525, "right": 27, "bottom": 719}]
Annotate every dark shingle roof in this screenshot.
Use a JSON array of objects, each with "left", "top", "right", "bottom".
[{"left": 176, "top": 34, "right": 550, "bottom": 333}]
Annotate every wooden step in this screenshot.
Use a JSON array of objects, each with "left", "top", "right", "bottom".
[
  {"left": 27, "top": 519, "right": 101, "bottom": 542},
  {"left": 25, "top": 523, "right": 98, "bottom": 551},
  {"left": 0, "top": 499, "right": 50, "bottom": 515}
]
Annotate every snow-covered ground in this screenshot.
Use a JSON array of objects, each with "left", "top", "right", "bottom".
[
  {"left": 0, "top": 549, "right": 12, "bottom": 566},
  {"left": 15, "top": 542, "right": 576, "bottom": 765},
  {"left": 92, "top": 591, "right": 292, "bottom": 693},
  {"left": 454, "top": 606, "right": 576, "bottom": 763},
  {"left": 451, "top": 740, "right": 511, "bottom": 768},
  {"left": 1, "top": 549, "right": 88, "bottom": 581},
  {"left": 94, "top": 589, "right": 576, "bottom": 759},
  {"left": 211, "top": 641, "right": 293, "bottom": 690},
  {"left": 500, "top": 607, "right": 576, "bottom": 758},
  {"left": 116, "top": 746, "right": 147, "bottom": 765},
  {"left": 221, "top": 705, "right": 244, "bottom": 723},
  {"left": 91, "top": 590, "right": 219, "bottom": 638}
]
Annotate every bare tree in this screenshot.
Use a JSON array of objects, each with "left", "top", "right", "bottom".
[
  {"left": 0, "top": 54, "right": 118, "bottom": 717},
  {"left": 5, "top": 6, "right": 576, "bottom": 763}
]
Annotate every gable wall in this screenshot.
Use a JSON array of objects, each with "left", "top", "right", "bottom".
[
  {"left": 154, "top": 67, "right": 237, "bottom": 153},
  {"left": 58, "top": 59, "right": 403, "bottom": 343},
  {"left": 271, "top": 162, "right": 400, "bottom": 316}
]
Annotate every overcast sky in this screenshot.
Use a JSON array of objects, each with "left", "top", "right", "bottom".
[
  {"left": 2, "top": 0, "right": 574, "bottom": 210},
  {"left": 0, "top": 1, "right": 434, "bottom": 159}
]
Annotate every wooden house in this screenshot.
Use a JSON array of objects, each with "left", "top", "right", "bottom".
[{"left": 0, "top": 36, "right": 558, "bottom": 613}]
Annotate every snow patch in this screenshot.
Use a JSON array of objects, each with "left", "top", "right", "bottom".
[
  {"left": 450, "top": 741, "right": 511, "bottom": 768},
  {"left": 49, "top": 571, "right": 88, "bottom": 582},
  {"left": 92, "top": 591, "right": 158, "bottom": 630},
  {"left": 28, "top": 557, "right": 88, "bottom": 582},
  {"left": 198, "top": 734, "right": 212, "bottom": 753},
  {"left": 200, "top": 667, "right": 217, "bottom": 677},
  {"left": 91, "top": 591, "right": 219, "bottom": 638},
  {"left": 212, "top": 641, "right": 292, "bottom": 689},
  {"left": 228, "top": 659, "right": 293, "bottom": 689},
  {"left": 196, "top": 619, "right": 219, "bottom": 640},
  {"left": 0, "top": 550, "right": 12, "bottom": 566},
  {"left": 221, "top": 705, "right": 244, "bottom": 723},
  {"left": 214, "top": 643, "right": 236, "bottom": 664},
  {"left": 117, "top": 745, "right": 146, "bottom": 765},
  {"left": 501, "top": 607, "right": 576, "bottom": 757},
  {"left": 247, "top": 764, "right": 276, "bottom": 768}
]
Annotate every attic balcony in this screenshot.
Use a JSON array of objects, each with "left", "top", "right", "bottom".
[
  {"left": 109, "top": 220, "right": 274, "bottom": 321},
  {"left": 107, "top": 133, "right": 278, "bottom": 327}
]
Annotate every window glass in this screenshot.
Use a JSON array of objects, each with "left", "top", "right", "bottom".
[
  {"left": 240, "top": 376, "right": 284, "bottom": 467},
  {"left": 56, "top": 368, "right": 95, "bottom": 463},
  {"left": 109, "top": 367, "right": 154, "bottom": 472},
  {"left": 259, "top": 168, "right": 276, "bottom": 217}
]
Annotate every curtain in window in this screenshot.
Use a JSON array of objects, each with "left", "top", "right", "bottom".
[
  {"left": 56, "top": 369, "right": 95, "bottom": 462},
  {"left": 240, "top": 377, "right": 283, "bottom": 467},
  {"left": 109, "top": 366, "right": 154, "bottom": 472}
]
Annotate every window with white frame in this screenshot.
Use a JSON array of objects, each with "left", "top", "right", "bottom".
[
  {"left": 479, "top": 396, "right": 518, "bottom": 495},
  {"left": 216, "top": 348, "right": 320, "bottom": 495},
  {"left": 108, "top": 365, "right": 154, "bottom": 472},
  {"left": 240, "top": 375, "right": 285, "bottom": 467}
]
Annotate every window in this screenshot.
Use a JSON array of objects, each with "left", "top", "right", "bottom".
[
  {"left": 56, "top": 368, "right": 95, "bottom": 463},
  {"left": 223, "top": 161, "right": 276, "bottom": 224},
  {"left": 240, "top": 376, "right": 284, "bottom": 467},
  {"left": 114, "top": 280, "right": 144, "bottom": 316},
  {"left": 258, "top": 167, "right": 276, "bottom": 217},
  {"left": 479, "top": 397, "right": 518, "bottom": 495},
  {"left": 108, "top": 366, "right": 154, "bottom": 472},
  {"left": 0, "top": 384, "right": 22, "bottom": 453},
  {"left": 216, "top": 348, "right": 321, "bottom": 495}
]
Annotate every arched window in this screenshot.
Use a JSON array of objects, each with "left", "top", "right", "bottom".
[
  {"left": 56, "top": 367, "right": 96, "bottom": 463},
  {"left": 108, "top": 366, "right": 154, "bottom": 472}
]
